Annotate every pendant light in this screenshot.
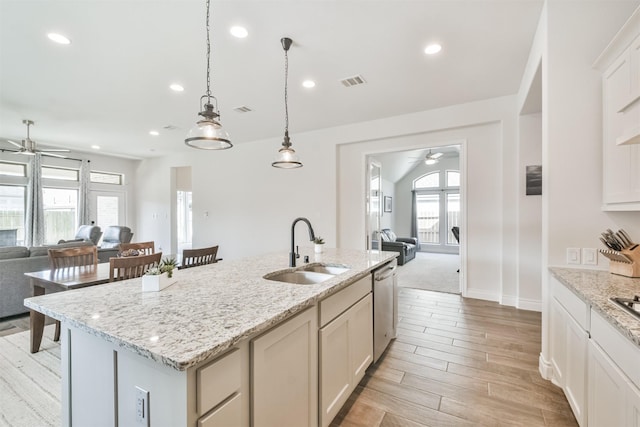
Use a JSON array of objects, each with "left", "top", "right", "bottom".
[
  {"left": 272, "top": 37, "right": 302, "bottom": 169},
  {"left": 185, "top": 0, "right": 232, "bottom": 150}
]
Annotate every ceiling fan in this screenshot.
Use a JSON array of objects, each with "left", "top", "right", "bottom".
[
  {"left": 409, "top": 149, "right": 443, "bottom": 165},
  {"left": 3, "top": 119, "right": 70, "bottom": 158},
  {"left": 424, "top": 149, "right": 443, "bottom": 165}
]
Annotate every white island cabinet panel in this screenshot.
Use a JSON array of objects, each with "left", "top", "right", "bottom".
[
  {"left": 252, "top": 306, "right": 318, "bottom": 427},
  {"left": 588, "top": 339, "right": 626, "bottom": 427}
]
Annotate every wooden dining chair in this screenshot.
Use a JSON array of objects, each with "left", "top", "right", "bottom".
[
  {"left": 119, "top": 241, "right": 155, "bottom": 255},
  {"left": 109, "top": 252, "right": 162, "bottom": 282},
  {"left": 47, "top": 245, "right": 98, "bottom": 341},
  {"left": 180, "top": 246, "right": 219, "bottom": 269}
]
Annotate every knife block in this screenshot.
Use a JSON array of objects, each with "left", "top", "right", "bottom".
[{"left": 608, "top": 246, "right": 640, "bottom": 278}]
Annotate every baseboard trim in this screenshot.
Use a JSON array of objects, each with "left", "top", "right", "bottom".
[
  {"left": 463, "top": 288, "right": 499, "bottom": 302},
  {"left": 517, "top": 297, "right": 542, "bottom": 312},
  {"left": 539, "top": 352, "right": 553, "bottom": 380}
]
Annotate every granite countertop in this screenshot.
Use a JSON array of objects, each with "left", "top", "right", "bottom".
[
  {"left": 24, "top": 247, "right": 397, "bottom": 371},
  {"left": 550, "top": 267, "right": 640, "bottom": 348}
]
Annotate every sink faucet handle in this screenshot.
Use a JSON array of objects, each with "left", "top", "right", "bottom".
[
  {"left": 304, "top": 255, "right": 309, "bottom": 263},
  {"left": 296, "top": 245, "right": 300, "bottom": 259}
]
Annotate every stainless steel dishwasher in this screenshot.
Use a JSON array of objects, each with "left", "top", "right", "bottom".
[{"left": 372, "top": 258, "right": 398, "bottom": 363}]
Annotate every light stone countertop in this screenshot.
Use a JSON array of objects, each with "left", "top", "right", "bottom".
[
  {"left": 550, "top": 267, "right": 640, "bottom": 348},
  {"left": 24, "top": 247, "right": 397, "bottom": 371}
]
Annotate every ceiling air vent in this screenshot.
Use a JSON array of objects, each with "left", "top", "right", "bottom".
[
  {"left": 162, "top": 125, "right": 179, "bottom": 131},
  {"left": 340, "top": 75, "right": 366, "bottom": 87},
  {"left": 233, "top": 106, "right": 252, "bottom": 113}
]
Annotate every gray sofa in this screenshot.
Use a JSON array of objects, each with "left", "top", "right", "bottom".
[
  {"left": 380, "top": 229, "right": 418, "bottom": 266},
  {"left": 0, "top": 241, "right": 119, "bottom": 319}
]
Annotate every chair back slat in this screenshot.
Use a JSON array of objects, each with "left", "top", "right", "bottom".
[
  {"left": 48, "top": 246, "right": 98, "bottom": 271},
  {"left": 109, "top": 252, "right": 162, "bottom": 282},
  {"left": 181, "top": 246, "right": 218, "bottom": 269},
  {"left": 119, "top": 241, "right": 155, "bottom": 255}
]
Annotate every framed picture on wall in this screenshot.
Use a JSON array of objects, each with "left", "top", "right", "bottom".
[
  {"left": 384, "top": 196, "right": 392, "bottom": 212},
  {"left": 526, "top": 165, "right": 542, "bottom": 196}
]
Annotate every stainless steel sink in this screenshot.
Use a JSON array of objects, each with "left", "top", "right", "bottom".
[
  {"left": 264, "top": 264, "right": 350, "bottom": 285},
  {"left": 302, "top": 264, "right": 350, "bottom": 275},
  {"left": 265, "top": 270, "right": 334, "bottom": 285}
]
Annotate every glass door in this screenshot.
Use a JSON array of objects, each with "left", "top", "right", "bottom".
[{"left": 90, "top": 191, "right": 125, "bottom": 240}]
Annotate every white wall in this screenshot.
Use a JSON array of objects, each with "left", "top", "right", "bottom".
[{"left": 380, "top": 178, "right": 394, "bottom": 231}]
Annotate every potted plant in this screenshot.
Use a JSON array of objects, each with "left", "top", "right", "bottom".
[
  {"left": 142, "top": 257, "right": 178, "bottom": 292},
  {"left": 314, "top": 236, "right": 325, "bottom": 254}
]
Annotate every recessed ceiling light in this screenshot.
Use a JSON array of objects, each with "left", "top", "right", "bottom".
[
  {"left": 424, "top": 43, "right": 442, "bottom": 55},
  {"left": 47, "top": 33, "right": 71, "bottom": 45},
  {"left": 302, "top": 80, "right": 316, "bottom": 88},
  {"left": 149, "top": 130, "right": 159, "bottom": 136},
  {"left": 169, "top": 84, "right": 184, "bottom": 92},
  {"left": 91, "top": 145, "right": 100, "bottom": 150},
  {"left": 230, "top": 26, "right": 248, "bottom": 38}
]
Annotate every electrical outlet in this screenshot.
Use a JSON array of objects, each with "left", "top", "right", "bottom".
[
  {"left": 582, "top": 248, "right": 597, "bottom": 265},
  {"left": 567, "top": 248, "right": 580, "bottom": 265},
  {"left": 135, "top": 386, "right": 150, "bottom": 426}
]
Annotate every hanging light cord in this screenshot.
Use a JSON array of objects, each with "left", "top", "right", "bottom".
[
  {"left": 284, "top": 45, "right": 289, "bottom": 137},
  {"left": 205, "top": 0, "right": 212, "bottom": 102}
]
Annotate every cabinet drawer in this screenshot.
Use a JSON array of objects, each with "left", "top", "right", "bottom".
[
  {"left": 320, "top": 275, "right": 371, "bottom": 327},
  {"left": 552, "top": 277, "right": 589, "bottom": 331},
  {"left": 198, "top": 393, "right": 242, "bottom": 427},
  {"left": 197, "top": 348, "right": 241, "bottom": 415},
  {"left": 591, "top": 309, "right": 640, "bottom": 389}
]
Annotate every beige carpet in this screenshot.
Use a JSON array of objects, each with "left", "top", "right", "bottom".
[
  {"left": 396, "top": 252, "right": 460, "bottom": 294},
  {"left": 0, "top": 325, "right": 60, "bottom": 427}
]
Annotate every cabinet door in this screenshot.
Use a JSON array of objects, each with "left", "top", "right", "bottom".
[
  {"left": 549, "top": 298, "right": 566, "bottom": 387},
  {"left": 564, "top": 312, "right": 588, "bottom": 427},
  {"left": 252, "top": 307, "right": 318, "bottom": 427},
  {"left": 588, "top": 340, "right": 626, "bottom": 427},
  {"left": 350, "top": 293, "right": 373, "bottom": 383},
  {"left": 319, "top": 310, "right": 351, "bottom": 427},
  {"left": 628, "top": 380, "right": 640, "bottom": 427},
  {"left": 319, "top": 294, "right": 373, "bottom": 427}
]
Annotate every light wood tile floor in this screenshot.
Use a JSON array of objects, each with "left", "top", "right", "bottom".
[{"left": 332, "top": 288, "right": 578, "bottom": 427}]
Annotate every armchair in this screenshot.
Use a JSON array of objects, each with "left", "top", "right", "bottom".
[
  {"left": 74, "top": 225, "right": 103, "bottom": 245},
  {"left": 380, "top": 228, "right": 418, "bottom": 265},
  {"left": 101, "top": 226, "right": 134, "bottom": 249}
]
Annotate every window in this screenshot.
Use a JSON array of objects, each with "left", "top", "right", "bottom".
[
  {"left": 0, "top": 185, "right": 26, "bottom": 245},
  {"left": 0, "top": 161, "right": 26, "bottom": 177},
  {"left": 42, "top": 166, "right": 78, "bottom": 181},
  {"left": 91, "top": 171, "right": 123, "bottom": 185},
  {"left": 413, "top": 170, "right": 460, "bottom": 250},
  {"left": 43, "top": 188, "right": 78, "bottom": 244},
  {"left": 414, "top": 172, "right": 439, "bottom": 189},
  {"left": 177, "top": 191, "right": 192, "bottom": 252}
]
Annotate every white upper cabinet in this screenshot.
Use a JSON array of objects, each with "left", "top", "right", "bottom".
[{"left": 595, "top": 7, "right": 640, "bottom": 210}]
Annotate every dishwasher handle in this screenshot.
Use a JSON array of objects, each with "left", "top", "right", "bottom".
[{"left": 374, "top": 261, "right": 397, "bottom": 281}]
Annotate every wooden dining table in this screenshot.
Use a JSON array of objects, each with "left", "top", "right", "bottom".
[{"left": 25, "top": 262, "right": 112, "bottom": 353}]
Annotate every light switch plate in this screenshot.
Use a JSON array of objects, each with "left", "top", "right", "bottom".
[
  {"left": 567, "top": 248, "right": 581, "bottom": 265},
  {"left": 582, "top": 248, "right": 597, "bottom": 265}
]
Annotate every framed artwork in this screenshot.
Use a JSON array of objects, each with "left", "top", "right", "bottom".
[
  {"left": 384, "top": 196, "right": 392, "bottom": 213},
  {"left": 526, "top": 165, "right": 542, "bottom": 196}
]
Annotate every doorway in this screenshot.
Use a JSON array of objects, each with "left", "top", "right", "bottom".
[
  {"left": 90, "top": 191, "right": 125, "bottom": 232},
  {"left": 366, "top": 144, "right": 463, "bottom": 294}
]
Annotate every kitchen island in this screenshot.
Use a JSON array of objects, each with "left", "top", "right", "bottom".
[{"left": 25, "top": 247, "right": 397, "bottom": 427}]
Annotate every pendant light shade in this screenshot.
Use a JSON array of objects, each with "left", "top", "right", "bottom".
[
  {"left": 185, "top": 100, "right": 232, "bottom": 149},
  {"left": 185, "top": 0, "right": 232, "bottom": 150},
  {"left": 272, "top": 37, "right": 302, "bottom": 169}
]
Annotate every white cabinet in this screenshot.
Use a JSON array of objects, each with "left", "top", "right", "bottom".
[
  {"left": 596, "top": 8, "right": 640, "bottom": 210},
  {"left": 319, "top": 293, "right": 373, "bottom": 427},
  {"left": 549, "top": 277, "right": 589, "bottom": 426},
  {"left": 251, "top": 307, "right": 318, "bottom": 427},
  {"left": 588, "top": 339, "right": 627, "bottom": 427}
]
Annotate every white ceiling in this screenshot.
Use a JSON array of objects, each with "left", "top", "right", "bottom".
[
  {"left": 0, "top": 0, "right": 544, "bottom": 159},
  {"left": 371, "top": 145, "right": 460, "bottom": 184}
]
